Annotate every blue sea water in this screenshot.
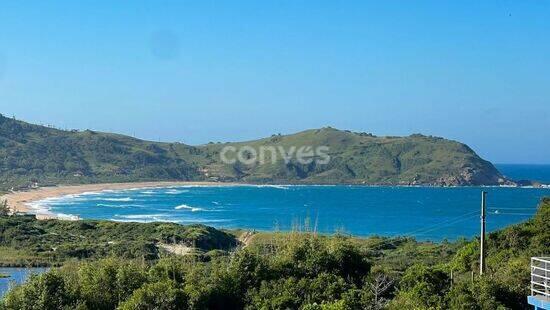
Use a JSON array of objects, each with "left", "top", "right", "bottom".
[
  {"left": 496, "top": 164, "right": 550, "bottom": 184},
  {"left": 32, "top": 185, "right": 550, "bottom": 241},
  {"left": 0, "top": 268, "right": 48, "bottom": 298}
]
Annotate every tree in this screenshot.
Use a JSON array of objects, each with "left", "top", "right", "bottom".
[
  {"left": 389, "top": 264, "right": 450, "bottom": 309},
  {"left": 2, "top": 271, "right": 75, "bottom": 310},
  {"left": 78, "top": 259, "right": 147, "bottom": 310},
  {"left": 0, "top": 200, "right": 10, "bottom": 216},
  {"left": 118, "top": 281, "right": 188, "bottom": 310},
  {"left": 365, "top": 272, "right": 394, "bottom": 310}
]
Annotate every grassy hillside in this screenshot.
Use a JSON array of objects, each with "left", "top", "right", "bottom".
[
  {"left": 0, "top": 114, "right": 506, "bottom": 188},
  {"left": 1, "top": 198, "right": 547, "bottom": 309},
  {"left": 0, "top": 215, "right": 237, "bottom": 266},
  {"left": 0, "top": 115, "right": 203, "bottom": 189},
  {"left": 201, "top": 128, "right": 505, "bottom": 185}
]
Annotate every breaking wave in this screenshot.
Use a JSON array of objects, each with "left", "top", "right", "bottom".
[
  {"left": 103, "top": 197, "right": 133, "bottom": 202},
  {"left": 174, "top": 204, "right": 203, "bottom": 212}
]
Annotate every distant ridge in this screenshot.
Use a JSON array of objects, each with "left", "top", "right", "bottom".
[{"left": 0, "top": 114, "right": 510, "bottom": 189}]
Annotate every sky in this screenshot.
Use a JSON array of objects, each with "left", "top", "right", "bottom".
[{"left": 0, "top": 1, "right": 549, "bottom": 164}]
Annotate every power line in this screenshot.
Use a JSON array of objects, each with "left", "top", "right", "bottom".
[
  {"left": 407, "top": 211, "right": 480, "bottom": 237},
  {"left": 488, "top": 208, "right": 529, "bottom": 211},
  {"left": 491, "top": 212, "right": 533, "bottom": 216},
  {"left": 364, "top": 210, "right": 481, "bottom": 249},
  {"left": 415, "top": 214, "right": 480, "bottom": 237}
]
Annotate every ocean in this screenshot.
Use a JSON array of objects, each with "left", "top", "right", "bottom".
[
  {"left": 0, "top": 268, "right": 48, "bottom": 298},
  {"left": 30, "top": 182, "right": 549, "bottom": 241},
  {"left": 496, "top": 163, "right": 550, "bottom": 184}
]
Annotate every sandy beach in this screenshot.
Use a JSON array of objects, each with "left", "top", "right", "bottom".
[{"left": 1, "top": 181, "right": 236, "bottom": 219}]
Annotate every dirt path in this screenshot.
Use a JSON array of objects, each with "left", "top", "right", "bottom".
[{"left": 238, "top": 230, "right": 256, "bottom": 248}]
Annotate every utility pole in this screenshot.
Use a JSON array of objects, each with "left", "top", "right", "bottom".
[{"left": 480, "top": 191, "right": 487, "bottom": 276}]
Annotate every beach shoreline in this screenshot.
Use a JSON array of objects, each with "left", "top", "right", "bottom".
[
  {"left": 1, "top": 181, "right": 239, "bottom": 219},
  {"left": 2, "top": 181, "right": 545, "bottom": 221}
]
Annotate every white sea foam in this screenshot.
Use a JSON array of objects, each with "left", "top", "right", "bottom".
[
  {"left": 176, "top": 218, "right": 231, "bottom": 223},
  {"left": 97, "top": 203, "right": 118, "bottom": 207},
  {"left": 48, "top": 194, "right": 80, "bottom": 201},
  {"left": 36, "top": 197, "right": 79, "bottom": 205},
  {"left": 103, "top": 197, "right": 133, "bottom": 202},
  {"left": 55, "top": 213, "right": 80, "bottom": 220},
  {"left": 269, "top": 185, "right": 290, "bottom": 190},
  {"left": 165, "top": 185, "right": 203, "bottom": 188},
  {"left": 110, "top": 219, "right": 136, "bottom": 223},
  {"left": 116, "top": 214, "right": 168, "bottom": 219},
  {"left": 174, "top": 204, "right": 203, "bottom": 212},
  {"left": 96, "top": 203, "right": 144, "bottom": 208},
  {"left": 165, "top": 189, "right": 189, "bottom": 195},
  {"left": 111, "top": 217, "right": 178, "bottom": 223},
  {"left": 113, "top": 214, "right": 178, "bottom": 223},
  {"left": 25, "top": 201, "right": 51, "bottom": 214},
  {"left": 244, "top": 184, "right": 290, "bottom": 190},
  {"left": 25, "top": 198, "right": 80, "bottom": 220},
  {"left": 79, "top": 191, "right": 102, "bottom": 196}
]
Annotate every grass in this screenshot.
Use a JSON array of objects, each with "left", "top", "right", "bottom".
[
  {"left": 0, "top": 215, "right": 238, "bottom": 267},
  {"left": 0, "top": 247, "right": 50, "bottom": 267}
]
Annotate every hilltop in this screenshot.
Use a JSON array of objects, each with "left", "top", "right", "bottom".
[{"left": 0, "top": 114, "right": 508, "bottom": 189}]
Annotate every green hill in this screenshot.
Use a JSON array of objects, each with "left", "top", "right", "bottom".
[
  {"left": 201, "top": 128, "right": 506, "bottom": 185},
  {"left": 0, "top": 114, "right": 507, "bottom": 188},
  {"left": 0, "top": 114, "right": 202, "bottom": 189}
]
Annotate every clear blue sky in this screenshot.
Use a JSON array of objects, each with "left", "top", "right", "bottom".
[{"left": 0, "top": 1, "right": 548, "bottom": 164}]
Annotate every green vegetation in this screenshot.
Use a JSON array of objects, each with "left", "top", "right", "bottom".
[
  {"left": 1, "top": 198, "right": 547, "bottom": 309},
  {"left": 0, "top": 114, "right": 505, "bottom": 189},
  {"left": 0, "top": 215, "right": 237, "bottom": 267},
  {"left": 0, "top": 200, "right": 8, "bottom": 216},
  {"left": 0, "top": 114, "right": 201, "bottom": 190},
  {"left": 201, "top": 128, "right": 505, "bottom": 186}
]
